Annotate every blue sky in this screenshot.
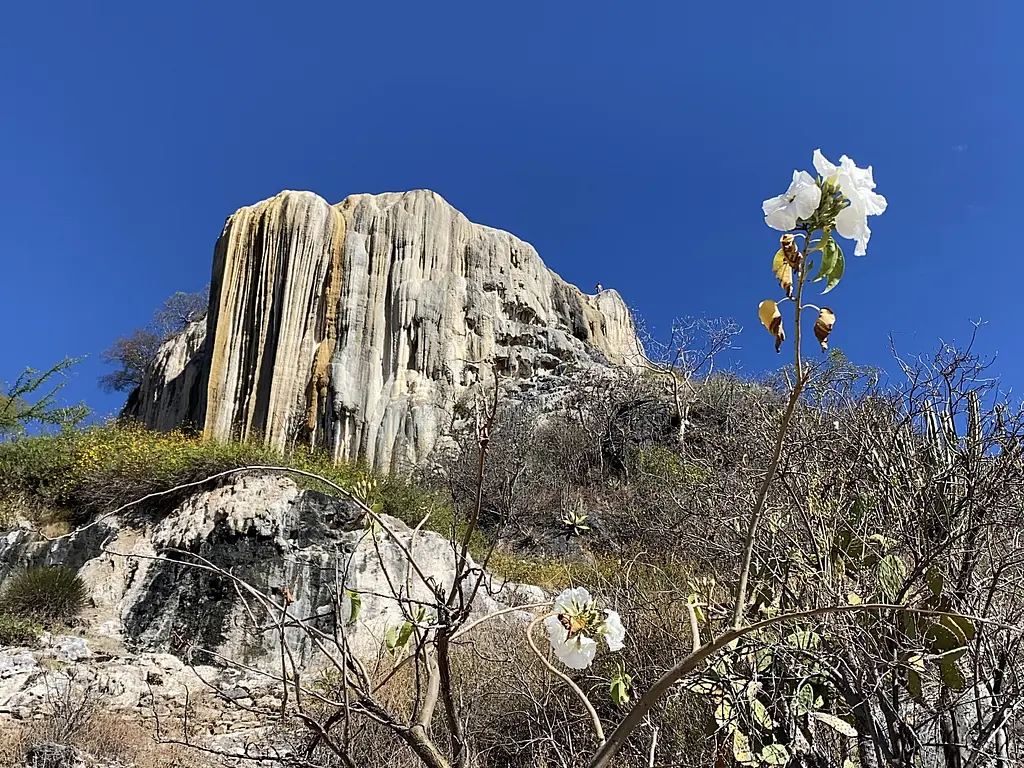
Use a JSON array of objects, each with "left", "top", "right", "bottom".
[{"left": 1, "top": 1, "right": 1020, "bottom": 420}]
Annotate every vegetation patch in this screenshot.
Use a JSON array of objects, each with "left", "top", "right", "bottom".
[{"left": 0, "top": 566, "right": 87, "bottom": 626}]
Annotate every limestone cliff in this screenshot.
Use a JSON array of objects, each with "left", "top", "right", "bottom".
[{"left": 126, "top": 189, "right": 639, "bottom": 471}]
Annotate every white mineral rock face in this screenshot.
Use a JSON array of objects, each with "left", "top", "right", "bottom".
[
  {"left": 126, "top": 189, "right": 640, "bottom": 472},
  {"left": 1, "top": 475, "right": 535, "bottom": 671}
]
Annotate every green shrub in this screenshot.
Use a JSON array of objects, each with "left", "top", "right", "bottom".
[
  {"left": 634, "top": 444, "right": 684, "bottom": 478},
  {"left": 1, "top": 566, "right": 87, "bottom": 625},
  {"left": 0, "top": 432, "right": 78, "bottom": 512},
  {"left": 0, "top": 422, "right": 378, "bottom": 521},
  {"left": 0, "top": 612, "right": 42, "bottom": 646},
  {"left": 633, "top": 444, "right": 710, "bottom": 487}
]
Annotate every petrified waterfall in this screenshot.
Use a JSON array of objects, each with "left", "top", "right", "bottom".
[{"left": 127, "top": 189, "right": 639, "bottom": 472}]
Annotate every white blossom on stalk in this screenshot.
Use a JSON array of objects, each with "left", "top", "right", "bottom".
[
  {"left": 544, "top": 587, "right": 626, "bottom": 669},
  {"left": 813, "top": 149, "right": 887, "bottom": 256},
  {"left": 762, "top": 170, "right": 822, "bottom": 232}
]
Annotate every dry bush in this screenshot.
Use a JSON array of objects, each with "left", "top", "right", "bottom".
[{"left": 0, "top": 701, "right": 205, "bottom": 768}]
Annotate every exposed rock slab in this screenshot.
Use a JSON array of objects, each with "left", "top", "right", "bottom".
[{"left": 0, "top": 475, "right": 538, "bottom": 671}]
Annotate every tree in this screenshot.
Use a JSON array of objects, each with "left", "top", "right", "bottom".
[
  {"left": 0, "top": 357, "right": 89, "bottom": 440},
  {"left": 631, "top": 315, "right": 741, "bottom": 445},
  {"left": 99, "top": 286, "right": 209, "bottom": 393}
]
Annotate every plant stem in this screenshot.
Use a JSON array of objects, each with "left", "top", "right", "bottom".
[{"left": 731, "top": 232, "right": 810, "bottom": 629}]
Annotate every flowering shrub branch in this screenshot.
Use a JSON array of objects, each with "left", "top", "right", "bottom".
[{"left": 585, "top": 149, "right": 891, "bottom": 767}]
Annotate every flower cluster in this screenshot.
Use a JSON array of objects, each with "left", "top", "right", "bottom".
[
  {"left": 762, "top": 149, "right": 886, "bottom": 256},
  {"left": 544, "top": 587, "right": 626, "bottom": 669}
]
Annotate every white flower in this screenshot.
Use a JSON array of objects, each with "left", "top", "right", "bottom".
[
  {"left": 813, "top": 149, "right": 887, "bottom": 256},
  {"left": 599, "top": 610, "right": 626, "bottom": 651},
  {"left": 544, "top": 616, "right": 599, "bottom": 669},
  {"left": 545, "top": 588, "right": 626, "bottom": 669},
  {"left": 762, "top": 170, "right": 822, "bottom": 232}
]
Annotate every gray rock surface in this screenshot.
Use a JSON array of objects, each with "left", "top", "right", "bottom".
[
  {"left": 125, "top": 189, "right": 641, "bottom": 471},
  {"left": 123, "top": 316, "right": 207, "bottom": 432},
  {"left": 1, "top": 475, "right": 535, "bottom": 670}
]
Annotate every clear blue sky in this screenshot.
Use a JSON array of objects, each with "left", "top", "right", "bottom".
[{"left": 1, "top": 1, "right": 1020, "bottom": 421}]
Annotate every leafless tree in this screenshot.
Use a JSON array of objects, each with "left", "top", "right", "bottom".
[
  {"left": 630, "top": 315, "right": 741, "bottom": 445},
  {"left": 100, "top": 286, "right": 209, "bottom": 393}
]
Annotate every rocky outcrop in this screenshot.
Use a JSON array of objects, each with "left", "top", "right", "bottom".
[
  {"left": 122, "top": 317, "right": 207, "bottom": 433},
  {"left": 126, "top": 189, "right": 640, "bottom": 471},
  {"left": 0, "top": 475, "right": 539, "bottom": 671}
]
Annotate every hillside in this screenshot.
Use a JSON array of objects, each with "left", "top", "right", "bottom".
[{"left": 2, "top": 187, "right": 1023, "bottom": 768}]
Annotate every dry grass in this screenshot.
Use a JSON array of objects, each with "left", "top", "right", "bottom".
[{"left": 0, "top": 710, "right": 210, "bottom": 767}]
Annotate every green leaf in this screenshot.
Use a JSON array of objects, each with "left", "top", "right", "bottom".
[
  {"left": 385, "top": 621, "right": 415, "bottom": 654},
  {"left": 795, "top": 683, "right": 816, "bottom": 716},
  {"left": 754, "top": 648, "right": 774, "bottom": 673},
  {"left": 810, "top": 229, "right": 833, "bottom": 253},
  {"left": 384, "top": 625, "right": 399, "bottom": 653},
  {"left": 685, "top": 679, "right": 719, "bottom": 696},
  {"left": 609, "top": 670, "right": 633, "bottom": 708},
  {"left": 751, "top": 699, "right": 773, "bottom": 729},
  {"left": 731, "top": 730, "right": 758, "bottom": 766},
  {"left": 760, "top": 744, "right": 790, "bottom": 765},
  {"left": 822, "top": 243, "right": 845, "bottom": 294},
  {"left": 812, "top": 238, "right": 837, "bottom": 283},
  {"left": 344, "top": 589, "right": 362, "bottom": 626},
  {"left": 785, "top": 630, "right": 821, "bottom": 650},
  {"left": 940, "top": 658, "right": 966, "bottom": 691},
  {"left": 397, "top": 620, "right": 415, "bottom": 648},
  {"left": 877, "top": 554, "right": 907, "bottom": 601},
  {"left": 923, "top": 622, "right": 965, "bottom": 654},
  {"left": 940, "top": 613, "right": 976, "bottom": 644},
  {"left": 925, "top": 567, "right": 944, "bottom": 597},
  {"left": 906, "top": 669, "right": 924, "bottom": 701},
  {"left": 714, "top": 697, "right": 733, "bottom": 726},
  {"left": 809, "top": 711, "right": 858, "bottom": 738},
  {"left": 901, "top": 611, "right": 920, "bottom": 640}
]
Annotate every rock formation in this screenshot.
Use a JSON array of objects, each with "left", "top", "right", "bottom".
[
  {"left": 0, "top": 475, "right": 538, "bottom": 671},
  {"left": 125, "top": 189, "right": 640, "bottom": 472}
]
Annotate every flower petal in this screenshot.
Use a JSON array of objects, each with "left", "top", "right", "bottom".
[
  {"left": 839, "top": 156, "right": 874, "bottom": 188},
  {"left": 544, "top": 614, "right": 567, "bottom": 645},
  {"left": 553, "top": 635, "right": 598, "bottom": 669},
  {"left": 813, "top": 149, "right": 839, "bottom": 179},
  {"left": 860, "top": 188, "right": 887, "bottom": 217},
  {"left": 764, "top": 205, "right": 797, "bottom": 232},
  {"left": 792, "top": 175, "right": 822, "bottom": 220},
  {"left": 834, "top": 156, "right": 886, "bottom": 217},
  {"left": 835, "top": 204, "right": 871, "bottom": 256},
  {"left": 762, "top": 192, "right": 788, "bottom": 217},
  {"left": 601, "top": 610, "right": 626, "bottom": 651},
  {"left": 553, "top": 587, "right": 592, "bottom": 614}
]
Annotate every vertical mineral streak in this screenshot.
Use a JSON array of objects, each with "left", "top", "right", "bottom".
[{"left": 203, "top": 191, "right": 346, "bottom": 451}]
